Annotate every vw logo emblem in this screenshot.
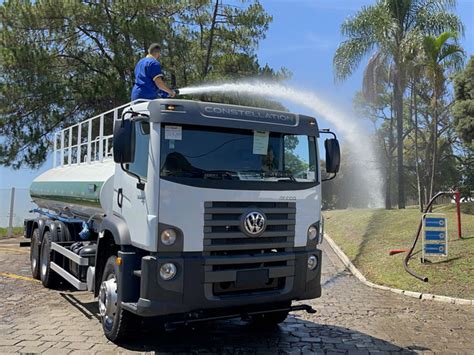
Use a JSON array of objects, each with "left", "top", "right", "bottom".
[{"left": 241, "top": 211, "right": 266, "bottom": 236}]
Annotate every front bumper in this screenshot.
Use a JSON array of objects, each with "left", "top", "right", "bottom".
[{"left": 119, "top": 247, "right": 322, "bottom": 318}]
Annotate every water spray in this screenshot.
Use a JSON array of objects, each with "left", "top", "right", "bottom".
[{"left": 177, "top": 81, "right": 384, "bottom": 207}]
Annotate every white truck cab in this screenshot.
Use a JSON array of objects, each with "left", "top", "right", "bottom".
[{"left": 25, "top": 99, "right": 341, "bottom": 342}]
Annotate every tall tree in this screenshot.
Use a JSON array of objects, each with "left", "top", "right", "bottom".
[
  {"left": 333, "top": 0, "right": 463, "bottom": 209},
  {"left": 0, "top": 0, "right": 280, "bottom": 169},
  {"left": 408, "top": 72, "right": 424, "bottom": 210},
  {"left": 452, "top": 56, "right": 474, "bottom": 146},
  {"left": 451, "top": 56, "right": 474, "bottom": 199},
  {"left": 421, "top": 31, "right": 464, "bottom": 200}
]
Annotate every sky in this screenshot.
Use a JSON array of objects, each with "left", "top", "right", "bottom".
[{"left": 0, "top": 0, "right": 473, "bottom": 191}]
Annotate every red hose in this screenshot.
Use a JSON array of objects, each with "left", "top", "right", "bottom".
[{"left": 389, "top": 249, "right": 409, "bottom": 255}]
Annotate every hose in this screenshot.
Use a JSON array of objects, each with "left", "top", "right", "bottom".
[
  {"left": 30, "top": 208, "right": 99, "bottom": 240},
  {"left": 403, "top": 191, "right": 453, "bottom": 282}
]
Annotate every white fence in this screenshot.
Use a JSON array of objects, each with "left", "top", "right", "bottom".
[
  {"left": 1, "top": 101, "right": 150, "bottom": 233},
  {"left": 0, "top": 188, "right": 35, "bottom": 230},
  {"left": 53, "top": 99, "right": 150, "bottom": 168}
]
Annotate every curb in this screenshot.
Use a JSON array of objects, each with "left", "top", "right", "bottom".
[{"left": 324, "top": 234, "right": 474, "bottom": 306}]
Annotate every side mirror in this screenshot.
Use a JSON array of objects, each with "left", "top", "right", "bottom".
[
  {"left": 325, "top": 138, "right": 340, "bottom": 174},
  {"left": 113, "top": 119, "right": 135, "bottom": 164}
]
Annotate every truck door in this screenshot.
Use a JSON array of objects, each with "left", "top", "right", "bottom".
[{"left": 113, "top": 120, "right": 152, "bottom": 249}]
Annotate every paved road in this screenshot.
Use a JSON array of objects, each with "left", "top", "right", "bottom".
[{"left": 0, "top": 236, "right": 473, "bottom": 354}]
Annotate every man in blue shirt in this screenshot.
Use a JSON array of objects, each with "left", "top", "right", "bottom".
[{"left": 131, "top": 43, "right": 176, "bottom": 101}]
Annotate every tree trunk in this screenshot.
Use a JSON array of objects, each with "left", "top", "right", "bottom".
[
  {"left": 394, "top": 68, "right": 405, "bottom": 209},
  {"left": 413, "top": 81, "right": 423, "bottom": 211},
  {"left": 167, "top": 44, "right": 177, "bottom": 88},
  {"left": 385, "top": 155, "right": 393, "bottom": 209},
  {"left": 424, "top": 185, "right": 429, "bottom": 208},
  {"left": 429, "top": 92, "right": 438, "bottom": 200},
  {"left": 385, "top": 91, "right": 395, "bottom": 209},
  {"left": 170, "top": 72, "right": 177, "bottom": 88},
  {"left": 203, "top": 0, "right": 219, "bottom": 78},
  {"left": 183, "top": 66, "right": 188, "bottom": 87}
]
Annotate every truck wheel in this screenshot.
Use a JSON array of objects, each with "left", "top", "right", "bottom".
[
  {"left": 30, "top": 229, "right": 41, "bottom": 279},
  {"left": 99, "top": 256, "right": 140, "bottom": 342},
  {"left": 250, "top": 309, "right": 290, "bottom": 328},
  {"left": 40, "top": 231, "right": 59, "bottom": 288}
]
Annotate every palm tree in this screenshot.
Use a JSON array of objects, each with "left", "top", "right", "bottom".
[
  {"left": 410, "top": 69, "right": 424, "bottom": 211},
  {"left": 333, "top": 0, "right": 463, "bottom": 209},
  {"left": 422, "top": 31, "right": 464, "bottom": 200}
]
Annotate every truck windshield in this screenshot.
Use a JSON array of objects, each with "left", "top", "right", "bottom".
[{"left": 160, "top": 125, "right": 318, "bottom": 189}]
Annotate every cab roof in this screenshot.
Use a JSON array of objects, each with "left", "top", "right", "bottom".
[{"left": 128, "top": 99, "right": 319, "bottom": 136}]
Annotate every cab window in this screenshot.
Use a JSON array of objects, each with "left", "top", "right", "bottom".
[{"left": 128, "top": 121, "right": 149, "bottom": 179}]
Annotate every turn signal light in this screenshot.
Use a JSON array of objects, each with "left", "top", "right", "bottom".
[
  {"left": 161, "top": 229, "right": 177, "bottom": 246},
  {"left": 308, "top": 225, "right": 318, "bottom": 240}
]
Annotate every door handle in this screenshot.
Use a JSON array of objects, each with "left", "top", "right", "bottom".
[{"left": 117, "top": 188, "right": 123, "bottom": 208}]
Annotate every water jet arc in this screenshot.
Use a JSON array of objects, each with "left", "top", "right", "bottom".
[{"left": 178, "top": 82, "right": 384, "bottom": 208}]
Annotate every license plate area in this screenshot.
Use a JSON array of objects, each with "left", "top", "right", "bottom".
[{"left": 236, "top": 269, "right": 269, "bottom": 288}]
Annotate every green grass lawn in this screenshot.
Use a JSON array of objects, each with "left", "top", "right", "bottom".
[
  {"left": 324, "top": 203, "right": 474, "bottom": 299},
  {"left": 0, "top": 227, "right": 23, "bottom": 238}
]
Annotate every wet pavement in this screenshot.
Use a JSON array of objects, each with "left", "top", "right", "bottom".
[{"left": 0, "top": 236, "right": 473, "bottom": 354}]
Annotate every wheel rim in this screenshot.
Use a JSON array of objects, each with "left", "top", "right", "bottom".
[
  {"left": 99, "top": 274, "right": 118, "bottom": 330},
  {"left": 40, "top": 239, "right": 48, "bottom": 279}
]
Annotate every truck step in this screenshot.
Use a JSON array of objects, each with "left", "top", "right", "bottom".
[
  {"left": 121, "top": 302, "right": 138, "bottom": 313},
  {"left": 50, "top": 262, "right": 87, "bottom": 290},
  {"left": 51, "top": 242, "right": 90, "bottom": 266}
]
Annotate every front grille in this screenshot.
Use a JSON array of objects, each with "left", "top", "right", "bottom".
[{"left": 203, "top": 201, "right": 296, "bottom": 297}]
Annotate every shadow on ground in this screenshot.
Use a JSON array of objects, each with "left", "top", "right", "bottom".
[
  {"left": 118, "top": 316, "right": 420, "bottom": 353},
  {"left": 60, "top": 294, "right": 420, "bottom": 353}
]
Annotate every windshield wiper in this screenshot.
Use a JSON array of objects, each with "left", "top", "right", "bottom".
[
  {"left": 240, "top": 170, "right": 297, "bottom": 182},
  {"left": 276, "top": 175, "right": 297, "bottom": 182},
  {"left": 164, "top": 170, "right": 201, "bottom": 178},
  {"left": 202, "top": 170, "right": 239, "bottom": 180}
]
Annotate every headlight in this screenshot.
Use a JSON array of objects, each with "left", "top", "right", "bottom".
[
  {"left": 159, "top": 263, "right": 177, "bottom": 280},
  {"left": 307, "top": 255, "right": 318, "bottom": 270},
  {"left": 308, "top": 225, "right": 318, "bottom": 240},
  {"left": 161, "top": 229, "right": 177, "bottom": 246}
]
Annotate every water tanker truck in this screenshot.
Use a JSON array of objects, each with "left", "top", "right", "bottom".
[{"left": 24, "top": 98, "right": 340, "bottom": 341}]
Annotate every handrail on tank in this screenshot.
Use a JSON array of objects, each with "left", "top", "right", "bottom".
[{"left": 53, "top": 99, "right": 151, "bottom": 168}]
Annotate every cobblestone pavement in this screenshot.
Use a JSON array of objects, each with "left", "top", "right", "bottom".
[{"left": 0, "top": 236, "right": 473, "bottom": 354}]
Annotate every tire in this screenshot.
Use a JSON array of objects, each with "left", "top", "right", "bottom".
[
  {"left": 30, "top": 229, "right": 41, "bottom": 280},
  {"left": 99, "top": 256, "right": 140, "bottom": 342},
  {"left": 39, "top": 230, "right": 59, "bottom": 288}
]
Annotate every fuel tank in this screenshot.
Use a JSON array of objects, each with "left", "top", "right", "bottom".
[{"left": 30, "top": 160, "right": 115, "bottom": 218}]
